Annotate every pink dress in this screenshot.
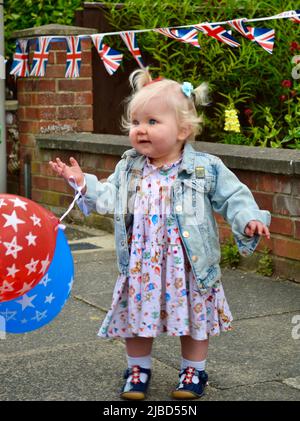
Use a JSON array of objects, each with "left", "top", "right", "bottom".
[{"left": 98, "top": 156, "right": 233, "bottom": 340}]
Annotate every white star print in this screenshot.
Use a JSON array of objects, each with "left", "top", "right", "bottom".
[
  {"left": 31, "top": 310, "right": 47, "bottom": 322},
  {"left": 3, "top": 236, "right": 23, "bottom": 259},
  {"left": 16, "top": 294, "right": 37, "bottom": 311},
  {"left": 25, "top": 232, "right": 37, "bottom": 246},
  {"left": 0, "top": 198, "right": 7, "bottom": 209},
  {"left": 0, "top": 309, "right": 17, "bottom": 321},
  {"left": 0, "top": 280, "right": 15, "bottom": 295},
  {"left": 44, "top": 293, "right": 55, "bottom": 304},
  {"left": 16, "top": 280, "right": 35, "bottom": 295},
  {"left": 68, "top": 277, "right": 74, "bottom": 294},
  {"left": 2, "top": 210, "right": 26, "bottom": 233},
  {"left": 39, "top": 255, "right": 50, "bottom": 274},
  {"left": 30, "top": 214, "right": 41, "bottom": 227},
  {"left": 40, "top": 273, "right": 51, "bottom": 287},
  {"left": 25, "top": 258, "right": 39, "bottom": 275},
  {"left": 6, "top": 263, "right": 20, "bottom": 278},
  {"left": 9, "top": 197, "right": 28, "bottom": 210}
]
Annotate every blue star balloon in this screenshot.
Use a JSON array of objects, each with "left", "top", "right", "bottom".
[{"left": 0, "top": 229, "right": 74, "bottom": 334}]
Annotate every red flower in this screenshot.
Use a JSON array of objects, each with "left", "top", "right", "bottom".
[
  {"left": 279, "top": 95, "right": 287, "bottom": 102},
  {"left": 244, "top": 108, "right": 253, "bottom": 116},
  {"left": 281, "top": 80, "right": 292, "bottom": 89},
  {"left": 290, "top": 41, "right": 300, "bottom": 52}
]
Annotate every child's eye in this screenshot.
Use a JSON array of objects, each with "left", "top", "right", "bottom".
[
  {"left": 149, "top": 119, "right": 157, "bottom": 125},
  {"left": 132, "top": 120, "right": 139, "bottom": 126}
]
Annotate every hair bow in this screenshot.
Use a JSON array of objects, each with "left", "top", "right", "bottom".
[{"left": 181, "top": 81, "right": 194, "bottom": 98}]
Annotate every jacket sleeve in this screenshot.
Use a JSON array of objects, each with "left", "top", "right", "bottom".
[
  {"left": 210, "top": 157, "right": 271, "bottom": 255},
  {"left": 77, "top": 159, "right": 124, "bottom": 216}
]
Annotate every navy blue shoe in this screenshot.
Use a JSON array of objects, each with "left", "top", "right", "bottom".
[
  {"left": 171, "top": 367, "right": 208, "bottom": 400},
  {"left": 120, "top": 365, "right": 151, "bottom": 400}
]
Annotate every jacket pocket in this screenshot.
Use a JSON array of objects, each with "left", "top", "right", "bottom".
[{"left": 181, "top": 178, "right": 212, "bottom": 224}]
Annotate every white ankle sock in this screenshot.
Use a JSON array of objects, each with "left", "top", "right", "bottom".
[
  {"left": 181, "top": 357, "right": 206, "bottom": 372},
  {"left": 127, "top": 354, "right": 152, "bottom": 369}
]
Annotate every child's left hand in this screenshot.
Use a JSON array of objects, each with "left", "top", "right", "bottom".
[{"left": 244, "top": 220, "right": 270, "bottom": 240}]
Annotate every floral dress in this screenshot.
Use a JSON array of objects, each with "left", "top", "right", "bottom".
[{"left": 98, "top": 156, "right": 233, "bottom": 340}]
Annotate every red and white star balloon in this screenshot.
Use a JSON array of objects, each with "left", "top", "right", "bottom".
[{"left": 0, "top": 194, "right": 59, "bottom": 302}]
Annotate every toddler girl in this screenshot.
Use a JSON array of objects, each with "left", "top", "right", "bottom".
[{"left": 49, "top": 69, "right": 271, "bottom": 400}]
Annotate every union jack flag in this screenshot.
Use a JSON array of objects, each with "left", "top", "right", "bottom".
[
  {"left": 155, "top": 28, "right": 201, "bottom": 48},
  {"left": 91, "top": 35, "right": 123, "bottom": 75},
  {"left": 30, "top": 37, "right": 52, "bottom": 77},
  {"left": 120, "top": 32, "right": 145, "bottom": 68},
  {"left": 290, "top": 9, "right": 300, "bottom": 23},
  {"left": 274, "top": 10, "right": 300, "bottom": 24},
  {"left": 10, "top": 39, "right": 30, "bottom": 77},
  {"left": 195, "top": 23, "right": 240, "bottom": 47},
  {"left": 65, "top": 36, "right": 82, "bottom": 78},
  {"left": 228, "top": 19, "right": 275, "bottom": 54}
]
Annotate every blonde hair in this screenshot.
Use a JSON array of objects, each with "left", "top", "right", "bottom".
[{"left": 122, "top": 68, "right": 210, "bottom": 140}]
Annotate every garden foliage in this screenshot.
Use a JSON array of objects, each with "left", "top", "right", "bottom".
[{"left": 4, "top": 0, "right": 300, "bottom": 148}]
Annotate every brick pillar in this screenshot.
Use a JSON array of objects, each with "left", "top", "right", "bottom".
[{"left": 14, "top": 25, "right": 95, "bottom": 203}]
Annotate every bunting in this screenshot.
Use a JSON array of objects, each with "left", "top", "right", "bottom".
[
  {"left": 9, "top": 10, "right": 300, "bottom": 78},
  {"left": 120, "top": 32, "right": 145, "bottom": 68},
  {"left": 155, "top": 28, "right": 201, "bottom": 48},
  {"left": 10, "top": 39, "right": 30, "bottom": 77},
  {"left": 291, "top": 9, "right": 300, "bottom": 23},
  {"left": 30, "top": 37, "right": 51, "bottom": 77},
  {"left": 275, "top": 10, "right": 300, "bottom": 24},
  {"left": 91, "top": 35, "right": 123, "bottom": 75},
  {"left": 195, "top": 23, "right": 240, "bottom": 47},
  {"left": 65, "top": 36, "right": 82, "bottom": 78},
  {"left": 228, "top": 19, "right": 275, "bottom": 54}
]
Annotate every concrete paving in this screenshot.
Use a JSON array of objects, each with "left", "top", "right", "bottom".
[{"left": 0, "top": 224, "right": 300, "bottom": 401}]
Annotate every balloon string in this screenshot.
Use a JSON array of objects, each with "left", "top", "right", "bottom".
[{"left": 59, "top": 177, "right": 86, "bottom": 223}]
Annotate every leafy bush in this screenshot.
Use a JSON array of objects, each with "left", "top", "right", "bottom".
[
  {"left": 4, "top": 0, "right": 82, "bottom": 57},
  {"left": 104, "top": 0, "right": 300, "bottom": 148}
]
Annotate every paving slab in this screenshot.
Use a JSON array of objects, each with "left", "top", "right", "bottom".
[
  {"left": 1, "top": 234, "right": 300, "bottom": 401},
  {"left": 0, "top": 297, "right": 104, "bottom": 355},
  {"left": 152, "top": 313, "right": 300, "bottom": 389},
  {"left": 0, "top": 339, "right": 180, "bottom": 401}
]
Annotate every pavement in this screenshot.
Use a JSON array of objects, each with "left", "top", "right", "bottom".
[{"left": 0, "top": 223, "right": 300, "bottom": 401}]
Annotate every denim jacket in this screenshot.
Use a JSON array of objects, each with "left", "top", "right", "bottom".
[{"left": 77, "top": 143, "right": 271, "bottom": 293}]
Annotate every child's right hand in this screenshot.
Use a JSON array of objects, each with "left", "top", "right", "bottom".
[{"left": 49, "top": 157, "right": 86, "bottom": 193}]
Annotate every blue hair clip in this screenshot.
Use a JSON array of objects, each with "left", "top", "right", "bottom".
[{"left": 181, "top": 81, "right": 194, "bottom": 98}]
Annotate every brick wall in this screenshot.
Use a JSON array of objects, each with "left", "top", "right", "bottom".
[
  {"left": 216, "top": 169, "right": 300, "bottom": 280},
  {"left": 17, "top": 38, "right": 93, "bottom": 198},
  {"left": 33, "top": 135, "right": 300, "bottom": 283}
]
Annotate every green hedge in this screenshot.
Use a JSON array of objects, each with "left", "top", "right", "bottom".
[
  {"left": 105, "top": 0, "right": 300, "bottom": 148},
  {"left": 4, "top": 0, "right": 82, "bottom": 57}
]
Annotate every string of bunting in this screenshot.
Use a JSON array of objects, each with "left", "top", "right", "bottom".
[{"left": 9, "top": 9, "right": 300, "bottom": 78}]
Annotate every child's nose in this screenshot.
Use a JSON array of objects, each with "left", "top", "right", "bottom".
[{"left": 137, "top": 124, "right": 147, "bottom": 134}]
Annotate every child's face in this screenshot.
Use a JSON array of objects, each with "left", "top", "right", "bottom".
[{"left": 129, "top": 97, "right": 190, "bottom": 162}]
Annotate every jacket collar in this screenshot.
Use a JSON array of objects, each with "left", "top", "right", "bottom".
[
  {"left": 178, "top": 142, "right": 195, "bottom": 174},
  {"left": 121, "top": 142, "right": 195, "bottom": 174}
]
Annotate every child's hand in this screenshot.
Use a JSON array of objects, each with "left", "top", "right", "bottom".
[
  {"left": 49, "top": 157, "right": 86, "bottom": 192},
  {"left": 244, "top": 220, "right": 270, "bottom": 240}
]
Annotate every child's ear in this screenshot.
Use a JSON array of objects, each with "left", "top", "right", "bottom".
[{"left": 178, "top": 124, "right": 192, "bottom": 141}]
